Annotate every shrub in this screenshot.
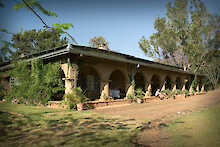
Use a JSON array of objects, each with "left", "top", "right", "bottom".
[
  {"left": 126, "top": 94, "right": 134, "bottom": 99},
  {"left": 64, "top": 87, "right": 88, "bottom": 110},
  {"left": 182, "top": 89, "right": 189, "bottom": 95},
  {"left": 173, "top": 89, "right": 183, "bottom": 95},
  {"left": 135, "top": 88, "right": 145, "bottom": 99},
  {"left": 161, "top": 89, "right": 175, "bottom": 98},
  {"left": 7, "top": 59, "right": 64, "bottom": 105}
]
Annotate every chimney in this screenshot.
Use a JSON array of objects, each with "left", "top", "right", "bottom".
[{"left": 98, "top": 43, "right": 108, "bottom": 50}]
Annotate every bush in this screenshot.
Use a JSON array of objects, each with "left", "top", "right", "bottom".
[
  {"left": 126, "top": 94, "right": 134, "bottom": 99},
  {"left": 135, "top": 88, "right": 145, "bottom": 99},
  {"left": 173, "top": 89, "right": 183, "bottom": 95},
  {"left": 64, "top": 87, "right": 88, "bottom": 110},
  {"left": 182, "top": 90, "right": 189, "bottom": 95},
  {"left": 161, "top": 89, "right": 175, "bottom": 98},
  {"left": 7, "top": 59, "right": 64, "bottom": 105}
]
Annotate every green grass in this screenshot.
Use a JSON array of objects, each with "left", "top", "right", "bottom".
[
  {"left": 166, "top": 104, "right": 220, "bottom": 147},
  {"left": 0, "top": 103, "right": 139, "bottom": 147}
]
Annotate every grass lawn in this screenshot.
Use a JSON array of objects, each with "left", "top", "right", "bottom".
[
  {"left": 0, "top": 103, "right": 139, "bottom": 147},
  {"left": 166, "top": 104, "right": 220, "bottom": 147}
]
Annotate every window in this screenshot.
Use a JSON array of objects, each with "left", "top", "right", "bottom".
[
  {"left": 9, "top": 77, "right": 19, "bottom": 88},
  {"left": 87, "top": 75, "right": 95, "bottom": 91},
  {"left": 9, "top": 77, "right": 15, "bottom": 88}
]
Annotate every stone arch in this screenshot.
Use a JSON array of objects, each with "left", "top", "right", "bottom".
[
  {"left": 78, "top": 65, "right": 100, "bottom": 100},
  {"left": 199, "top": 79, "right": 202, "bottom": 91},
  {"left": 185, "top": 77, "right": 192, "bottom": 91},
  {"left": 134, "top": 72, "right": 145, "bottom": 91},
  {"left": 109, "top": 69, "right": 126, "bottom": 99},
  {"left": 151, "top": 74, "right": 161, "bottom": 96},
  {"left": 176, "top": 77, "right": 182, "bottom": 90},
  {"left": 164, "top": 76, "right": 172, "bottom": 90}
]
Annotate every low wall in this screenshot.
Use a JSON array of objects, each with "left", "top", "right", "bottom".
[
  {"left": 47, "top": 92, "right": 206, "bottom": 109},
  {"left": 86, "top": 99, "right": 132, "bottom": 109}
]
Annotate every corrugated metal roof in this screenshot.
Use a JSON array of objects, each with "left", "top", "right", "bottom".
[{"left": 0, "top": 44, "right": 200, "bottom": 76}]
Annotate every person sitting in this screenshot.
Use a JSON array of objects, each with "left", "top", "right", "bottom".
[
  {"left": 155, "top": 89, "right": 165, "bottom": 100},
  {"left": 155, "top": 89, "right": 161, "bottom": 97}
]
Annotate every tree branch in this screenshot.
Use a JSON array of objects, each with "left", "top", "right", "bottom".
[{"left": 22, "top": 0, "right": 48, "bottom": 28}]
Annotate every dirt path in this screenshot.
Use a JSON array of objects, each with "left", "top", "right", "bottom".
[
  {"left": 92, "top": 89, "right": 220, "bottom": 122},
  {"left": 92, "top": 89, "right": 220, "bottom": 147}
]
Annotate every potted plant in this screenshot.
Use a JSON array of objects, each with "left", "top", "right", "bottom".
[
  {"left": 135, "top": 88, "right": 145, "bottom": 103},
  {"left": 64, "top": 87, "right": 88, "bottom": 111}
]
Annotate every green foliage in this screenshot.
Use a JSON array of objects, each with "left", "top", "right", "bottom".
[
  {"left": 103, "top": 94, "right": 111, "bottom": 100},
  {"left": 173, "top": 89, "right": 183, "bottom": 95},
  {"left": 89, "top": 36, "right": 109, "bottom": 49},
  {"left": 182, "top": 89, "right": 189, "bottom": 95},
  {"left": 161, "top": 89, "right": 172, "bottom": 97},
  {"left": 126, "top": 94, "right": 134, "bottom": 99},
  {"left": 139, "top": 0, "right": 220, "bottom": 73},
  {"left": 161, "top": 89, "right": 180, "bottom": 98},
  {"left": 0, "top": 0, "right": 77, "bottom": 54},
  {"left": 0, "top": 28, "right": 13, "bottom": 34},
  {"left": 0, "top": 41, "right": 13, "bottom": 63},
  {"left": 64, "top": 87, "right": 88, "bottom": 110},
  {"left": 0, "top": 72, "right": 6, "bottom": 100},
  {"left": 13, "top": 0, "right": 58, "bottom": 17},
  {"left": 0, "top": 103, "right": 138, "bottom": 147},
  {"left": 191, "top": 76, "right": 198, "bottom": 91},
  {"left": 7, "top": 59, "right": 64, "bottom": 105},
  {"left": 202, "top": 50, "right": 220, "bottom": 89},
  {"left": 52, "top": 23, "right": 73, "bottom": 32},
  {"left": 0, "top": 0, "right": 3, "bottom": 7},
  {"left": 135, "top": 88, "right": 145, "bottom": 99},
  {"left": 11, "top": 29, "right": 67, "bottom": 56}
]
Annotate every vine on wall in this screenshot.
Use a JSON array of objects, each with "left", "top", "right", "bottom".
[{"left": 6, "top": 59, "right": 64, "bottom": 104}]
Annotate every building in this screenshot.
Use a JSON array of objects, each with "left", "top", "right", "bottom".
[{"left": 0, "top": 44, "right": 205, "bottom": 100}]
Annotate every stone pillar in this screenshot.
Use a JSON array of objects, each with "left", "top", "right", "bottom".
[
  {"left": 182, "top": 79, "right": 188, "bottom": 91},
  {"left": 126, "top": 64, "right": 136, "bottom": 97},
  {"left": 189, "top": 84, "right": 193, "bottom": 93},
  {"left": 100, "top": 80, "right": 110, "bottom": 100},
  {"left": 161, "top": 81, "right": 166, "bottom": 91},
  {"left": 145, "top": 81, "right": 152, "bottom": 97},
  {"left": 196, "top": 84, "right": 200, "bottom": 92},
  {"left": 171, "top": 77, "right": 176, "bottom": 91},
  {"left": 61, "top": 63, "right": 78, "bottom": 94},
  {"left": 126, "top": 84, "right": 135, "bottom": 97},
  {"left": 201, "top": 84, "right": 205, "bottom": 93},
  {"left": 144, "top": 73, "right": 153, "bottom": 97},
  {"left": 159, "top": 75, "right": 166, "bottom": 91}
]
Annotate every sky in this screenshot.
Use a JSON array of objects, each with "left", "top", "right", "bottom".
[{"left": 0, "top": 0, "right": 220, "bottom": 60}]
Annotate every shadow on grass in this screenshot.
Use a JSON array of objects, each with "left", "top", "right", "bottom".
[{"left": 0, "top": 104, "right": 138, "bottom": 147}]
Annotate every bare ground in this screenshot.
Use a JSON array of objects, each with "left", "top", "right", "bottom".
[{"left": 92, "top": 89, "right": 220, "bottom": 147}]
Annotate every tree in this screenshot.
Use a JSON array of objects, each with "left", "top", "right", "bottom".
[
  {"left": 89, "top": 36, "right": 109, "bottom": 50},
  {"left": 202, "top": 50, "right": 220, "bottom": 89},
  {"left": 0, "top": 41, "right": 13, "bottom": 63},
  {"left": 139, "top": 0, "right": 220, "bottom": 73},
  {"left": 0, "top": 0, "right": 76, "bottom": 63},
  {"left": 12, "top": 0, "right": 76, "bottom": 43},
  {"left": 11, "top": 29, "right": 67, "bottom": 57}
]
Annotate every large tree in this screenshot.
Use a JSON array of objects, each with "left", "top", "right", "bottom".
[
  {"left": 202, "top": 49, "right": 220, "bottom": 89},
  {"left": 139, "top": 0, "right": 220, "bottom": 73},
  {"left": 0, "top": 0, "right": 76, "bottom": 63},
  {"left": 11, "top": 29, "right": 68, "bottom": 56}
]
